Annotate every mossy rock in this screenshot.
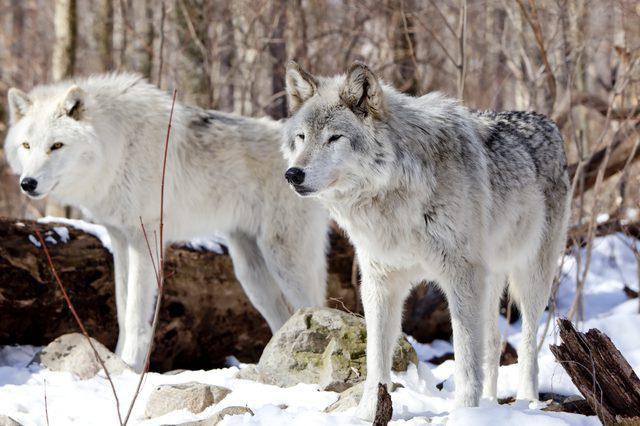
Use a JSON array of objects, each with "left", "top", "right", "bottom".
[{"left": 256, "top": 307, "right": 417, "bottom": 392}]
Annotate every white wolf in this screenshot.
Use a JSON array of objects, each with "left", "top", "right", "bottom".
[
  {"left": 5, "top": 73, "right": 329, "bottom": 371},
  {"left": 282, "top": 61, "right": 571, "bottom": 420}
]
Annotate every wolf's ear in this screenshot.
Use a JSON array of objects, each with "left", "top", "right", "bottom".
[
  {"left": 61, "top": 85, "right": 84, "bottom": 120},
  {"left": 7, "top": 88, "right": 32, "bottom": 124},
  {"left": 286, "top": 61, "right": 318, "bottom": 113},
  {"left": 340, "top": 62, "right": 386, "bottom": 119}
]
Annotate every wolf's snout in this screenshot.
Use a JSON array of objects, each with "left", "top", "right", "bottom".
[
  {"left": 20, "top": 177, "right": 38, "bottom": 193},
  {"left": 285, "top": 167, "right": 305, "bottom": 185}
]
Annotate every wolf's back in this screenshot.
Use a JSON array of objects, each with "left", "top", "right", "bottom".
[{"left": 475, "top": 110, "right": 569, "bottom": 197}]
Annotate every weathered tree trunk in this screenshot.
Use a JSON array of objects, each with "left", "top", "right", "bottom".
[
  {"left": 0, "top": 218, "right": 453, "bottom": 371},
  {"left": 175, "top": 0, "right": 213, "bottom": 108},
  {"left": 52, "top": 0, "right": 77, "bottom": 82},
  {"left": 266, "top": 0, "right": 287, "bottom": 119},
  {"left": 549, "top": 318, "right": 640, "bottom": 425},
  {"left": 388, "top": 0, "right": 419, "bottom": 96},
  {"left": 132, "top": 0, "right": 154, "bottom": 78},
  {"left": 94, "top": 0, "right": 114, "bottom": 71}
]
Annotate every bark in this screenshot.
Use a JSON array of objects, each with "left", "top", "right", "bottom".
[
  {"left": 389, "top": 0, "right": 419, "bottom": 96},
  {"left": 266, "top": 0, "right": 288, "bottom": 119},
  {"left": 373, "top": 383, "right": 393, "bottom": 426},
  {"left": 52, "top": 0, "right": 77, "bottom": 81},
  {"left": 94, "top": 0, "right": 114, "bottom": 71},
  {"left": 549, "top": 318, "right": 640, "bottom": 425},
  {"left": 175, "top": 0, "right": 213, "bottom": 108}
]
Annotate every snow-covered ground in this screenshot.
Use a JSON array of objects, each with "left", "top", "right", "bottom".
[{"left": 1, "top": 234, "right": 638, "bottom": 425}]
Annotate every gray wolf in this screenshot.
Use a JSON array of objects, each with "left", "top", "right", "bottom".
[
  {"left": 282, "top": 61, "right": 570, "bottom": 420},
  {"left": 5, "top": 73, "right": 329, "bottom": 371}
]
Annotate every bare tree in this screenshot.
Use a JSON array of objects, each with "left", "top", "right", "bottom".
[
  {"left": 94, "top": 0, "right": 114, "bottom": 71},
  {"left": 266, "top": 0, "right": 287, "bottom": 119}
]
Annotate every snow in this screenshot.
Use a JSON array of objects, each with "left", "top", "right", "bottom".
[
  {"left": 1, "top": 233, "right": 638, "bottom": 425},
  {"left": 38, "top": 216, "right": 113, "bottom": 252},
  {"left": 37, "top": 217, "right": 229, "bottom": 255}
]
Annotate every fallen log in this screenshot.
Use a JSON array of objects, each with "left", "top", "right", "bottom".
[
  {"left": 567, "top": 218, "right": 640, "bottom": 248},
  {"left": 549, "top": 318, "right": 640, "bottom": 425},
  {"left": 0, "top": 217, "right": 452, "bottom": 371}
]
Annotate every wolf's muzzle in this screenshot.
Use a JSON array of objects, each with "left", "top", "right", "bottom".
[
  {"left": 20, "top": 177, "right": 38, "bottom": 194},
  {"left": 285, "top": 167, "right": 305, "bottom": 185}
]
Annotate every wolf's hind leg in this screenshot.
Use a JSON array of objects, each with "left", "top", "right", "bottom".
[
  {"left": 482, "top": 275, "right": 506, "bottom": 400},
  {"left": 444, "top": 263, "right": 487, "bottom": 408},
  {"left": 227, "top": 232, "right": 293, "bottom": 332},
  {"left": 257, "top": 227, "right": 327, "bottom": 310}
]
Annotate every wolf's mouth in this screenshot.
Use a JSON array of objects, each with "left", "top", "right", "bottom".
[{"left": 293, "top": 184, "right": 316, "bottom": 196}]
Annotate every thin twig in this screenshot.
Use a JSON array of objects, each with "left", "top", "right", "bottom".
[
  {"left": 44, "top": 378, "right": 50, "bottom": 426},
  {"left": 34, "top": 229, "right": 123, "bottom": 425}
]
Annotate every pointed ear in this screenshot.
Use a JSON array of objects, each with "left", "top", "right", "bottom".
[
  {"left": 61, "top": 85, "right": 84, "bottom": 120},
  {"left": 340, "top": 62, "right": 386, "bottom": 119},
  {"left": 285, "top": 61, "right": 318, "bottom": 113},
  {"left": 7, "top": 88, "right": 32, "bottom": 124}
]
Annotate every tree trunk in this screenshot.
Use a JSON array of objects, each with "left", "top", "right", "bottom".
[
  {"left": 266, "top": 0, "right": 288, "bottom": 119},
  {"left": 549, "top": 318, "right": 640, "bottom": 425},
  {"left": 52, "top": 0, "right": 77, "bottom": 81},
  {"left": 94, "top": 0, "right": 114, "bottom": 71}
]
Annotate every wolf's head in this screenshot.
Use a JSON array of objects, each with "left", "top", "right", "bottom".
[
  {"left": 4, "top": 85, "right": 103, "bottom": 203},
  {"left": 282, "top": 61, "right": 395, "bottom": 199}
]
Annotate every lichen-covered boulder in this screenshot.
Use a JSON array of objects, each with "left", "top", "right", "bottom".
[{"left": 256, "top": 307, "right": 417, "bottom": 392}]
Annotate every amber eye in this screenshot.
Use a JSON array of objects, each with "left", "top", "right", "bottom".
[
  {"left": 50, "top": 142, "right": 64, "bottom": 151},
  {"left": 22, "top": 142, "right": 30, "bottom": 150}
]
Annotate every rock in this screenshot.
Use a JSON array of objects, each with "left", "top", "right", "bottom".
[
  {"left": 182, "top": 406, "right": 254, "bottom": 425},
  {"left": 33, "top": 333, "right": 130, "bottom": 379},
  {"left": 144, "top": 382, "right": 231, "bottom": 419},
  {"left": 256, "top": 308, "right": 417, "bottom": 392},
  {"left": 0, "top": 415, "right": 22, "bottom": 426},
  {"left": 325, "top": 382, "right": 364, "bottom": 412}
]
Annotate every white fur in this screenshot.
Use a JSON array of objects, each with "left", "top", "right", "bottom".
[{"left": 5, "top": 73, "right": 329, "bottom": 371}]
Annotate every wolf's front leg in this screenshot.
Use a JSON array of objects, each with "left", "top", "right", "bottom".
[
  {"left": 444, "top": 264, "right": 487, "bottom": 408},
  {"left": 356, "top": 262, "right": 412, "bottom": 421},
  {"left": 119, "top": 231, "right": 160, "bottom": 372},
  {"left": 106, "top": 227, "right": 130, "bottom": 356}
]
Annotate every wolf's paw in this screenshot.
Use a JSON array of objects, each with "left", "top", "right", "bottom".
[
  {"left": 354, "top": 384, "right": 378, "bottom": 421},
  {"left": 454, "top": 385, "right": 481, "bottom": 408}
]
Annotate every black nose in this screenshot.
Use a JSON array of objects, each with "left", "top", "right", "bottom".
[
  {"left": 20, "top": 177, "right": 38, "bottom": 193},
  {"left": 285, "top": 167, "right": 305, "bottom": 185}
]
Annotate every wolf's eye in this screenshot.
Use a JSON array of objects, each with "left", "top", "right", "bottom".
[
  {"left": 50, "top": 142, "right": 64, "bottom": 151},
  {"left": 296, "top": 134, "right": 305, "bottom": 141},
  {"left": 328, "top": 135, "right": 343, "bottom": 143},
  {"left": 22, "top": 142, "right": 30, "bottom": 150}
]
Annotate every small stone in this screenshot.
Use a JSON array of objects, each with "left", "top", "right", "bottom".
[
  {"left": 0, "top": 415, "right": 22, "bottom": 426},
  {"left": 144, "top": 382, "right": 231, "bottom": 419},
  {"left": 33, "top": 333, "right": 130, "bottom": 379},
  {"left": 182, "top": 406, "right": 254, "bottom": 426}
]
